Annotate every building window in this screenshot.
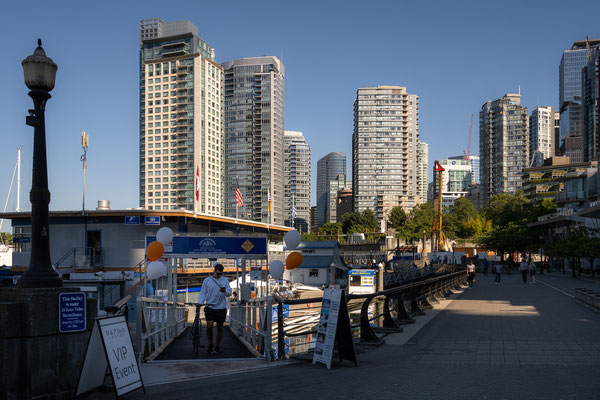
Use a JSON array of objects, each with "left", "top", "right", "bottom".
[{"left": 309, "top": 269, "right": 319, "bottom": 277}]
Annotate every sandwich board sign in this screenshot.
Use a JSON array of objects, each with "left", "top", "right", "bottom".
[
  {"left": 312, "top": 288, "right": 358, "bottom": 369},
  {"left": 76, "top": 315, "right": 144, "bottom": 398}
]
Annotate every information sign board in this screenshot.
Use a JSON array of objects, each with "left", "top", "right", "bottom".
[
  {"left": 76, "top": 316, "right": 144, "bottom": 398},
  {"left": 124, "top": 216, "right": 140, "bottom": 225},
  {"left": 312, "top": 289, "right": 358, "bottom": 369},
  {"left": 146, "top": 236, "right": 267, "bottom": 257},
  {"left": 144, "top": 216, "right": 160, "bottom": 225},
  {"left": 59, "top": 292, "right": 86, "bottom": 333}
]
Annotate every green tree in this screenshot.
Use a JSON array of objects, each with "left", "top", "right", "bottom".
[
  {"left": 340, "top": 212, "right": 363, "bottom": 234},
  {"left": 361, "top": 209, "right": 378, "bottom": 231},
  {"left": 0, "top": 232, "right": 12, "bottom": 245},
  {"left": 387, "top": 206, "right": 408, "bottom": 232},
  {"left": 399, "top": 201, "right": 435, "bottom": 242},
  {"left": 318, "top": 222, "right": 341, "bottom": 240},
  {"left": 483, "top": 191, "right": 531, "bottom": 226}
]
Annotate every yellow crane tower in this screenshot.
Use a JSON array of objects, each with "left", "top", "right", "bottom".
[{"left": 433, "top": 160, "right": 450, "bottom": 252}]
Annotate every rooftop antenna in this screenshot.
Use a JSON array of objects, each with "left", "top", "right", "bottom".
[
  {"left": 16, "top": 147, "right": 21, "bottom": 212},
  {"left": 81, "top": 131, "right": 89, "bottom": 215}
]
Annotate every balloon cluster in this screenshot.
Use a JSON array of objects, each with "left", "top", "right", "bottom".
[
  {"left": 269, "top": 230, "right": 303, "bottom": 279},
  {"left": 146, "top": 227, "right": 174, "bottom": 280}
]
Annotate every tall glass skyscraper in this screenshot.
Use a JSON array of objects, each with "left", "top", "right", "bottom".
[
  {"left": 139, "top": 19, "right": 223, "bottom": 214},
  {"left": 559, "top": 40, "right": 591, "bottom": 157},
  {"left": 316, "top": 152, "right": 346, "bottom": 227},
  {"left": 223, "top": 57, "right": 285, "bottom": 224},
  {"left": 582, "top": 42, "right": 600, "bottom": 161},
  {"left": 284, "top": 131, "right": 311, "bottom": 231}
]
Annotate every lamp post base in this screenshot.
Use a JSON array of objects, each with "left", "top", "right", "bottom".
[
  {"left": 17, "top": 268, "right": 63, "bottom": 288},
  {"left": 0, "top": 287, "right": 97, "bottom": 399}
]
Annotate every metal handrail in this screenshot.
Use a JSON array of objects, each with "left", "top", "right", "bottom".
[{"left": 272, "top": 268, "right": 467, "bottom": 359}]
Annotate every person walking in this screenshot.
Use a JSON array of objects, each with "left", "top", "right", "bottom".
[
  {"left": 483, "top": 259, "right": 489, "bottom": 276},
  {"left": 529, "top": 260, "right": 537, "bottom": 284},
  {"left": 198, "top": 264, "right": 232, "bottom": 355},
  {"left": 519, "top": 259, "right": 529, "bottom": 284},
  {"left": 494, "top": 262, "right": 502, "bottom": 284},
  {"left": 467, "top": 260, "right": 476, "bottom": 287}
]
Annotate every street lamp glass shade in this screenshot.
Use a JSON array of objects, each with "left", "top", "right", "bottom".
[{"left": 22, "top": 39, "right": 57, "bottom": 91}]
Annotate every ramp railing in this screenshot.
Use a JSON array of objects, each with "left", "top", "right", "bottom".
[
  {"left": 228, "top": 297, "right": 274, "bottom": 360},
  {"left": 135, "top": 296, "right": 187, "bottom": 363}
]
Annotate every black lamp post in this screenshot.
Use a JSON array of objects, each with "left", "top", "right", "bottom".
[{"left": 17, "top": 39, "right": 62, "bottom": 288}]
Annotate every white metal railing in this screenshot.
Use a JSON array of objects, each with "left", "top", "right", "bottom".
[
  {"left": 135, "top": 296, "right": 187, "bottom": 363},
  {"left": 228, "top": 297, "right": 273, "bottom": 361}
]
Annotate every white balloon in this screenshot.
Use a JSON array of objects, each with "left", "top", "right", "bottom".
[
  {"left": 284, "top": 230, "right": 301, "bottom": 250},
  {"left": 156, "top": 227, "right": 174, "bottom": 245},
  {"left": 269, "top": 260, "right": 285, "bottom": 279},
  {"left": 147, "top": 261, "right": 165, "bottom": 280}
]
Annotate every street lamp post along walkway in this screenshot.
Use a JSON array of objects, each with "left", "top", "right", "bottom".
[{"left": 17, "top": 39, "right": 62, "bottom": 288}]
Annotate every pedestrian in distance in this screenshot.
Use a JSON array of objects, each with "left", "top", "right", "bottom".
[
  {"left": 467, "top": 260, "right": 476, "bottom": 287},
  {"left": 519, "top": 259, "right": 529, "bottom": 284},
  {"left": 198, "top": 264, "right": 232, "bottom": 355},
  {"left": 494, "top": 263, "right": 502, "bottom": 284},
  {"left": 483, "top": 259, "right": 489, "bottom": 276},
  {"left": 528, "top": 260, "right": 537, "bottom": 284}
]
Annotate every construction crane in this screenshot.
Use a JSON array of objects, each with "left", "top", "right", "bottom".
[
  {"left": 433, "top": 161, "right": 450, "bottom": 252},
  {"left": 463, "top": 114, "right": 474, "bottom": 160}
]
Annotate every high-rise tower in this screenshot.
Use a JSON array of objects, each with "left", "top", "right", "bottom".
[
  {"left": 316, "top": 152, "right": 346, "bottom": 227},
  {"left": 352, "top": 86, "right": 420, "bottom": 224},
  {"left": 223, "top": 57, "right": 285, "bottom": 224},
  {"left": 284, "top": 131, "right": 311, "bottom": 231},
  {"left": 479, "top": 93, "right": 529, "bottom": 207},
  {"left": 139, "top": 19, "right": 223, "bottom": 213},
  {"left": 417, "top": 142, "right": 429, "bottom": 204},
  {"left": 530, "top": 106, "right": 556, "bottom": 165}
]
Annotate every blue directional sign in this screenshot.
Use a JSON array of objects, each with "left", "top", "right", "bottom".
[
  {"left": 59, "top": 292, "right": 86, "bottom": 333},
  {"left": 146, "top": 236, "right": 268, "bottom": 257},
  {"left": 125, "top": 216, "right": 140, "bottom": 225},
  {"left": 145, "top": 216, "right": 160, "bottom": 225}
]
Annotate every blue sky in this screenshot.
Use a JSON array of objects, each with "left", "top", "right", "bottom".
[{"left": 1, "top": 0, "right": 599, "bottom": 229}]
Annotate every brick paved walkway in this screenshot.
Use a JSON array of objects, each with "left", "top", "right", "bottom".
[{"left": 98, "top": 273, "right": 600, "bottom": 400}]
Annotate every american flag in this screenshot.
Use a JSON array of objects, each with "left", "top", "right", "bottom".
[{"left": 235, "top": 179, "right": 243, "bottom": 208}]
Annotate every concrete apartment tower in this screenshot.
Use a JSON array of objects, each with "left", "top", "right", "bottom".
[
  {"left": 530, "top": 106, "right": 556, "bottom": 166},
  {"left": 353, "top": 86, "right": 420, "bottom": 226},
  {"left": 139, "top": 19, "right": 223, "bottom": 214},
  {"left": 316, "top": 152, "right": 346, "bottom": 227},
  {"left": 223, "top": 57, "right": 285, "bottom": 224},
  {"left": 284, "top": 130, "right": 311, "bottom": 231},
  {"left": 417, "top": 141, "right": 429, "bottom": 204},
  {"left": 479, "top": 93, "right": 529, "bottom": 207}
]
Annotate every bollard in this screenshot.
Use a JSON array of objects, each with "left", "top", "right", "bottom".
[{"left": 277, "top": 302, "right": 285, "bottom": 359}]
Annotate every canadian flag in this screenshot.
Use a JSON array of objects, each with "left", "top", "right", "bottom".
[{"left": 195, "top": 166, "right": 200, "bottom": 202}]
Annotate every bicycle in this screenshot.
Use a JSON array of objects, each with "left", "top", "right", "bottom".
[{"left": 185, "top": 303, "right": 204, "bottom": 355}]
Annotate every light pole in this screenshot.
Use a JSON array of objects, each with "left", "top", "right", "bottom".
[{"left": 17, "top": 39, "right": 62, "bottom": 288}]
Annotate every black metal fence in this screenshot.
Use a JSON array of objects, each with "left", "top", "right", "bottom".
[{"left": 272, "top": 268, "right": 466, "bottom": 358}]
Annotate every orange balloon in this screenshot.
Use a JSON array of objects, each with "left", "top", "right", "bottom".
[
  {"left": 147, "top": 241, "right": 164, "bottom": 261},
  {"left": 286, "top": 251, "right": 303, "bottom": 270}
]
